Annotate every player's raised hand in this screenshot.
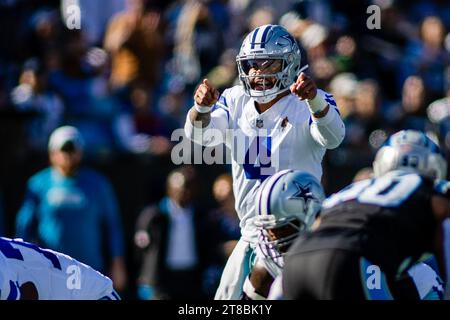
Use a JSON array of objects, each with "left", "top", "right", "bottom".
[
  {"left": 194, "top": 79, "right": 220, "bottom": 107},
  {"left": 290, "top": 73, "right": 317, "bottom": 100}
]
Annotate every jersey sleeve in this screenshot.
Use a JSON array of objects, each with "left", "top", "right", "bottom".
[
  {"left": 184, "top": 90, "right": 232, "bottom": 147},
  {"left": 308, "top": 89, "right": 346, "bottom": 149}
]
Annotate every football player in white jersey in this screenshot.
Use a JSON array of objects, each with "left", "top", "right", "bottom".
[
  {"left": 241, "top": 170, "right": 324, "bottom": 300},
  {"left": 184, "top": 24, "right": 345, "bottom": 299},
  {"left": 0, "top": 237, "right": 119, "bottom": 300}
]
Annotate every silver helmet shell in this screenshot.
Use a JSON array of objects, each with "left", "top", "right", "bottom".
[
  {"left": 236, "top": 24, "right": 301, "bottom": 103},
  {"left": 373, "top": 130, "right": 447, "bottom": 180},
  {"left": 254, "top": 170, "right": 325, "bottom": 267}
]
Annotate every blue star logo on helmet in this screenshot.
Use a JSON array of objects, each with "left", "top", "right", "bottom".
[
  {"left": 279, "top": 33, "right": 296, "bottom": 47},
  {"left": 289, "top": 182, "right": 315, "bottom": 202}
]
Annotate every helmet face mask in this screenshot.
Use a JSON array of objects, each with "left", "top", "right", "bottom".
[
  {"left": 236, "top": 24, "right": 302, "bottom": 103},
  {"left": 254, "top": 170, "right": 324, "bottom": 268},
  {"left": 373, "top": 130, "right": 447, "bottom": 180},
  {"left": 258, "top": 218, "right": 303, "bottom": 267}
]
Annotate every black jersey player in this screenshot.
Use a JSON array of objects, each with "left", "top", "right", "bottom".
[{"left": 283, "top": 130, "right": 449, "bottom": 300}]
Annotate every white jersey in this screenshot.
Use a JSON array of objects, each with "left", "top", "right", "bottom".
[
  {"left": 185, "top": 85, "right": 345, "bottom": 242},
  {"left": 0, "top": 237, "right": 118, "bottom": 300}
]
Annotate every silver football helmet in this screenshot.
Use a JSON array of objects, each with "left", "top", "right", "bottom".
[
  {"left": 236, "top": 24, "right": 302, "bottom": 103},
  {"left": 254, "top": 170, "right": 325, "bottom": 267},
  {"left": 373, "top": 130, "right": 447, "bottom": 180}
]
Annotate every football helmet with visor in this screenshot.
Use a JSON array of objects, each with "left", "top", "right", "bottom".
[{"left": 236, "top": 24, "right": 302, "bottom": 103}]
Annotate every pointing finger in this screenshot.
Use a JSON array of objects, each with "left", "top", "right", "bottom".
[{"left": 203, "top": 78, "right": 212, "bottom": 88}]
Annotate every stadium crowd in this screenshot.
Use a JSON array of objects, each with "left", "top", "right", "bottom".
[{"left": 0, "top": 0, "right": 449, "bottom": 299}]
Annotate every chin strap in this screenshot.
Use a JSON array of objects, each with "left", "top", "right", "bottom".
[{"left": 252, "top": 86, "right": 291, "bottom": 104}]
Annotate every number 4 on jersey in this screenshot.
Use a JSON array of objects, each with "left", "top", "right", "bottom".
[{"left": 243, "top": 136, "right": 275, "bottom": 180}]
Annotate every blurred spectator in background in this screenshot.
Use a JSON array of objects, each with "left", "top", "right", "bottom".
[
  {"left": 309, "top": 56, "right": 337, "bottom": 90},
  {"left": 299, "top": 22, "right": 330, "bottom": 62},
  {"left": 26, "top": 8, "right": 62, "bottom": 62},
  {"left": 134, "top": 166, "right": 208, "bottom": 300},
  {"left": 103, "top": 0, "right": 165, "bottom": 92},
  {"left": 15, "top": 126, "right": 128, "bottom": 293},
  {"left": 427, "top": 75, "right": 450, "bottom": 160},
  {"left": 201, "top": 173, "right": 240, "bottom": 298},
  {"left": 387, "top": 75, "right": 433, "bottom": 133},
  {"left": 247, "top": 6, "right": 275, "bottom": 32},
  {"left": 408, "top": 0, "right": 450, "bottom": 32},
  {"left": 206, "top": 48, "right": 239, "bottom": 93},
  {"left": 356, "top": 1, "right": 415, "bottom": 100},
  {"left": 156, "top": 82, "right": 191, "bottom": 128},
  {"left": 169, "top": 0, "right": 227, "bottom": 88},
  {"left": 401, "top": 16, "right": 449, "bottom": 101},
  {"left": 10, "top": 58, "right": 64, "bottom": 152},
  {"left": 328, "top": 72, "right": 358, "bottom": 120},
  {"left": 333, "top": 35, "right": 358, "bottom": 74},
  {"left": 279, "top": 9, "right": 308, "bottom": 40},
  {"left": 48, "top": 30, "right": 129, "bottom": 159},
  {"left": 69, "top": 0, "right": 126, "bottom": 46},
  {"left": 346, "top": 79, "right": 388, "bottom": 153},
  {"left": 113, "top": 82, "right": 175, "bottom": 155},
  {"left": 325, "top": 75, "right": 385, "bottom": 193}
]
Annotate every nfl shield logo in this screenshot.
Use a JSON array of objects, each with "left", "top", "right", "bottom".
[{"left": 256, "top": 119, "right": 264, "bottom": 128}]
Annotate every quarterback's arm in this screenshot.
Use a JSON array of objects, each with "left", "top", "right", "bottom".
[
  {"left": 184, "top": 79, "right": 230, "bottom": 147},
  {"left": 308, "top": 90, "right": 346, "bottom": 149},
  {"left": 184, "top": 105, "right": 229, "bottom": 147},
  {"left": 184, "top": 99, "right": 230, "bottom": 147}
]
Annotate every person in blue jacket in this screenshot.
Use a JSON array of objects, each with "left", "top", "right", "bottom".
[{"left": 15, "top": 126, "right": 127, "bottom": 293}]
